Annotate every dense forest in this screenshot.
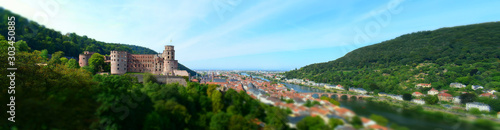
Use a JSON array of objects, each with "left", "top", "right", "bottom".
[
  {"left": 285, "top": 22, "right": 500, "bottom": 95},
  {"left": 0, "top": 36, "right": 289, "bottom": 129},
  {"left": 0, "top": 8, "right": 197, "bottom": 75}
]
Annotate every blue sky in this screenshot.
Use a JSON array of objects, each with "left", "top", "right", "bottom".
[{"left": 1, "top": 0, "right": 500, "bottom": 70}]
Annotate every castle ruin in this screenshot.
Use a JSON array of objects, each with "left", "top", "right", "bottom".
[{"left": 79, "top": 45, "right": 189, "bottom": 77}]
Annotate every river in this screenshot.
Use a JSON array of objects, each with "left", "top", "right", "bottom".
[{"left": 281, "top": 82, "right": 475, "bottom": 130}]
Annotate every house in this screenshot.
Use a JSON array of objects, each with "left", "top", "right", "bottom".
[
  {"left": 415, "top": 83, "right": 431, "bottom": 88},
  {"left": 438, "top": 93, "right": 453, "bottom": 102},
  {"left": 412, "top": 92, "right": 423, "bottom": 97},
  {"left": 190, "top": 79, "right": 199, "bottom": 83},
  {"left": 334, "top": 107, "right": 355, "bottom": 118},
  {"left": 428, "top": 88, "right": 439, "bottom": 95},
  {"left": 378, "top": 92, "right": 387, "bottom": 97},
  {"left": 369, "top": 124, "right": 388, "bottom": 130},
  {"left": 335, "top": 85, "right": 344, "bottom": 90},
  {"left": 412, "top": 99, "right": 425, "bottom": 105},
  {"left": 466, "top": 102, "right": 490, "bottom": 112},
  {"left": 361, "top": 117, "right": 376, "bottom": 127},
  {"left": 440, "top": 90, "right": 448, "bottom": 94},
  {"left": 324, "top": 85, "right": 335, "bottom": 89},
  {"left": 387, "top": 94, "right": 403, "bottom": 101},
  {"left": 453, "top": 96, "right": 461, "bottom": 104},
  {"left": 485, "top": 89, "right": 497, "bottom": 94},
  {"left": 450, "top": 83, "right": 466, "bottom": 88},
  {"left": 349, "top": 87, "right": 367, "bottom": 94},
  {"left": 479, "top": 93, "right": 497, "bottom": 99},
  {"left": 472, "top": 85, "right": 484, "bottom": 90}
]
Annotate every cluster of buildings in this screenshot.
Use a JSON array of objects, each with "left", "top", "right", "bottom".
[
  {"left": 196, "top": 72, "right": 387, "bottom": 130},
  {"left": 466, "top": 102, "right": 491, "bottom": 112},
  {"left": 406, "top": 82, "right": 496, "bottom": 112},
  {"left": 284, "top": 78, "right": 330, "bottom": 87},
  {"left": 349, "top": 87, "right": 368, "bottom": 94}
]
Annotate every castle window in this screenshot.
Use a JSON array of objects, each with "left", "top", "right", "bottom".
[
  {"left": 118, "top": 64, "right": 119, "bottom": 66},
  {"left": 117, "top": 68, "right": 119, "bottom": 70}
]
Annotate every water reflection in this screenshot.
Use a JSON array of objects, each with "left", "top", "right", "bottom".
[{"left": 281, "top": 82, "right": 473, "bottom": 130}]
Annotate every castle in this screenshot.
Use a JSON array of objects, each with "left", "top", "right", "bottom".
[{"left": 79, "top": 45, "right": 189, "bottom": 77}]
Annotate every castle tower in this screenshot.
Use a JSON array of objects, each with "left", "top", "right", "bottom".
[
  {"left": 110, "top": 51, "right": 128, "bottom": 75},
  {"left": 163, "top": 45, "right": 178, "bottom": 75},
  {"left": 78, "top": 51, "right": 94, "bottom": 67}
]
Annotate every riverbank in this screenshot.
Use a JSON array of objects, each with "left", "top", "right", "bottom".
[
  {"left": 281, "top": 80, "right": 499, "bottom": 130},
  {"left": 363, "top": 96, "right": 500, "bottom": 130}
]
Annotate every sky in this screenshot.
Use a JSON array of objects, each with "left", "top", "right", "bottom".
[{"left": 1, "top": 0, "right": 499, "bottom": 70}]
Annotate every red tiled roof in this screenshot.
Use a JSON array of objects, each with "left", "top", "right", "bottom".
[
  {"left": 361, "top": 117, "right": 372, "bottom": 124},
  {"left": 369, "top": 124, "right": 388, "bottom": 130},
  {"left": 438, "top": 93, "right": 452, "bottom": 97},
  {"left": 413, "top": 92, "right": 423, "bottom": 95},
  {"left": 480, "top": 93, "right": 496, "bottom": 97}
]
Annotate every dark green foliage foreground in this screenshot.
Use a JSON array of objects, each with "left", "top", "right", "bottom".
[
  {"left": 0, "top": 43, "right": 288, "bottom": 130},
  {"left": 285, "top": 22, "right": 500, "bottom": 95}
]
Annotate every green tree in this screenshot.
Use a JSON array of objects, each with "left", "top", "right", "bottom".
[
  {"left": 211, "top": 90, "right": 224, "bottom": 113},
  {"left": 209, "top": 112, "right": 229, "bottom": 130},
  {"left": 350, "top": 116, "right": 363, "bottom": 129},
  {"left": 88, "top": 53, "right": 105, "bottom": 73},
  {"left": 66, "top": 59, "right": 79, "bottom": 69},
  {"left": 403, "top": 93, "right": 413, "bottom": 101},
  {"left": 228, "top": 115, "right": 255, "bottom": 130},
  {"left": 143, "top": 73, "right": 158, "bottom": 84},
  {"left": 469, "top": 108, "right": 482, "bottom": 115},
  {"left": 297, "top": 116, "right": 328, "bottom": 130},
  {"left": 40, "top": 49, "right": 49, "bottom": 60},
  {"left": 460, "top": 93, "right": 477, "bottom": 104},
  {"left": 207, "top": 84, "right": 218, "bottom": 98},
  {"left": 424, "top": 95, "right": 439, "bottom": 105},
  {"left": 328, "top": 118, "right": 344, "bottom": 129},
  {"left": 48, "top": 51, "right": 64, "bottom": 65},
  {"left": 60, "top": 57, "right": 68, "bottom": 65},
  {"left": 264, "top": 107, "right": 289, "bottom": 130},
  {"left": 15, "top": 40, "right": 30, "bottom": 52}
]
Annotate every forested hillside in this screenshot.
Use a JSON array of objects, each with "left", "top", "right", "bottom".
[
  {"left": 285, "top": 22, "right": 500, "bottom": 94},
  {"left": 0, "top": 8, "right": 197, "bottom": 75},
  {"left": 0, "top": 8, "right": 158, "bottom": 57}
]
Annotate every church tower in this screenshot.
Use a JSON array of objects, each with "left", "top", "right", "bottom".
[{"left": 163, "top": 45, "right": 178, "bottom": 75}]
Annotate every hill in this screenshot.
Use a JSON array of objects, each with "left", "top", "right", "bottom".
[
  {"left": 0, "top": 8, "right": 197, "bottom": 75},
  {"left": 285, "top": 22, "right": 500, "bottom": 94}
]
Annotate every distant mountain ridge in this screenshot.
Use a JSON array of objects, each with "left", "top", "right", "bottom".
[
  {"left": 0, "top": 8, "right": 197, "bottom": 76},
  {"left": 285, "top": 22, "right": 500, "bottom": 94}
]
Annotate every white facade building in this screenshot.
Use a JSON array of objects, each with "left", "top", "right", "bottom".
[
  {"left": 453, "top": 96, "right": 461, "bottom": 104},
  {"left": 466, "top": 102, "right": 491, "bottom": 112},
  {"left": 472, "top": 85, "right": 484, "bottom": 90},
  {"left": 450, "top": 83, "right": 466, "bottom": 88},
  {"left": 412, "top": 99, "right": 425, "bottom": 105}
]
